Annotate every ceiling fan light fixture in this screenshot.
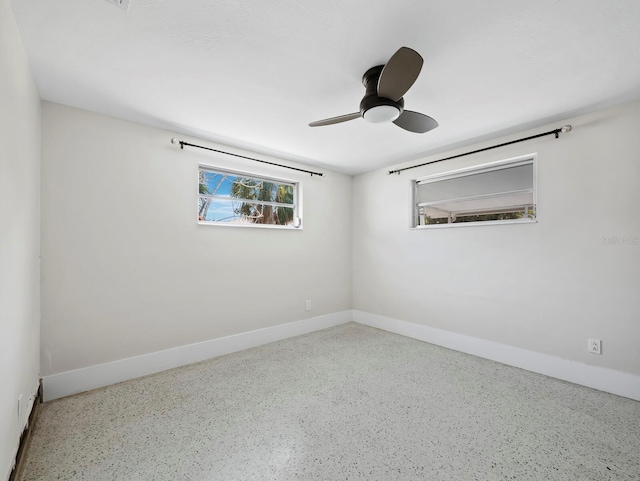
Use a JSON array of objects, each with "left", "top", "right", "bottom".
[
  {"left": 309, "top": 47, "right": 437, "bottom": 133},
  {"left": 363, "top": 105, "right": 401, "bottom": 123}
]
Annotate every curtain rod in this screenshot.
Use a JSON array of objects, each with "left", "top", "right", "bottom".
[
  {"left": 171, "top": 138, "right": 324, "bottom": 177},
  {"left": 387, "top": 125, "right": 572, "bottom": 175}
]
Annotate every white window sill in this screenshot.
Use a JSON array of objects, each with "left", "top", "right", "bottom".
[
  {"left": 411, "top": 219, "right": 537, "bottom": 230},
  {"left": 198, "top": 221, "right": 303, "bottom": 230}
]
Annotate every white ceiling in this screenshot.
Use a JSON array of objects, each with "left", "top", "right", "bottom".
[{"left": 10, "top": 0, "right": 640, "bottom": 174}]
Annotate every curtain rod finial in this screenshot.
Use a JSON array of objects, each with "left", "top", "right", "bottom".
[
  {"left": 561, "top": 125, "right": 572, "bottom": 133},
  {"left": 170, "top": 138, "right": 180, "bottom": 146}
]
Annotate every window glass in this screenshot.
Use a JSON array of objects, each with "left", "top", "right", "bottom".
[
  {"left": 198, "top": 168, "right": 300, "bottom": 227},
  {"left": 414, "top": 156, "right": 536, "bottom": 227}
]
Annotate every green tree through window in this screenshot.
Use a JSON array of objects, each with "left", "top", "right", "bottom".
[{"left": 230, "top": 178, "right": 294, "bottom": 225}]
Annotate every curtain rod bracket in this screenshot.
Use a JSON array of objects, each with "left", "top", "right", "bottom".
[{"left": 170, "top": 138, "right": 184, "bottom": 149}]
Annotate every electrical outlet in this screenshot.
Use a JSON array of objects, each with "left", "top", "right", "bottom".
[
  {"left": 588, "top": 339, "right": 601, "bottom": 354},
  {"left": 305, "top": 300, "right": 311, "bottom": 311}
]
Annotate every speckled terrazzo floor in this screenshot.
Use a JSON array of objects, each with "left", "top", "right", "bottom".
[{"left": 20, "top": 323, "right": 640, "bottom": 481}]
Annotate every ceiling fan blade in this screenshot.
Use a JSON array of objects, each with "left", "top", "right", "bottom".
[
  {"left": 393, "top": 110, "right": 439, "bottom": 133},
  {"left": 309, "top": 112, "right": 361, "bottom": 127},
  {"left": 377, "top": 47, "right": 424, "bottom": 102}
]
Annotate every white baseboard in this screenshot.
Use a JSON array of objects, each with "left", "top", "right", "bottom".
[
  {"left": 43, "top": 309, "right": 640, "bottom": 402},
  {"left": 43, "top": 310, "right": 352, "bottom": 401},
  {"left": 353, "top": 310, "right": 640, "bottom": 402}
]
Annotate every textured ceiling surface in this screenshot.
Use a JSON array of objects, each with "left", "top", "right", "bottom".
[{"left": 10, "top": 0, "right": 640, "bottom": 174}]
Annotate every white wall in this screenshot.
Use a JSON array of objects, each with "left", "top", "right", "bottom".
[
  {"left": 0, "top": 0, "right": 41, "bottom": 479},
  {"left": 40, "top": 102, "right": 352, "bottom": 377},
  {"left": 353, "top": 101, "right": 640, "bottom": 377}
]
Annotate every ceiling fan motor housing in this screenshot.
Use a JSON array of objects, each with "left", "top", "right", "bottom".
[{"left": 360, "top": 65, "right": 404, "bottom": 122}]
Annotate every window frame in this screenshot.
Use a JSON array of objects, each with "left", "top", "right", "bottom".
[
  {"left": 412, "top": 154, "right": 537, "bottom": 229},
  {"left": 198, "top": 164, "right": 303, "bottom": 230}
]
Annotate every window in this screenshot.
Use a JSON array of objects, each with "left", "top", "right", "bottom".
[
  {"left": 198, "top": 167, "right": 301, "bottom": 228},
  {"left": 414, "top": 155, "right": 536, "bottom": 227}
]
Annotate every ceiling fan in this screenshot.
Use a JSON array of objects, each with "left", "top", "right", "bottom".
[{"left": 309, "top": 47, "right": 438, "bottom": 134}]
